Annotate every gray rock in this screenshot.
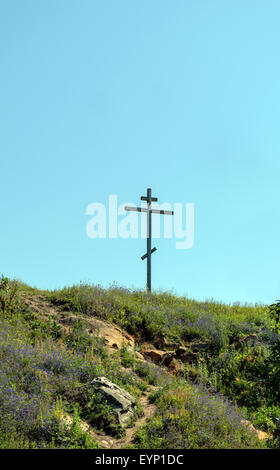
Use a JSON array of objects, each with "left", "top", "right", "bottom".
[{"left": 91, "top": 376, "right": 137, "bottom": 426}]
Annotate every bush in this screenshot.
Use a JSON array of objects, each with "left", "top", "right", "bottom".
[{"left": 0, "top": 276, "right": 21, "bottom": 316}]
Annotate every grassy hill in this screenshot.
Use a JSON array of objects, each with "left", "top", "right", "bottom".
[{"left": 0, "top": 276, "right": 279, "bottom": 449}]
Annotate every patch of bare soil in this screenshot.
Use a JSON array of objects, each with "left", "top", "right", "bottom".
[{"left": 22, "top": 294, "right": 136, "bottom": 353}]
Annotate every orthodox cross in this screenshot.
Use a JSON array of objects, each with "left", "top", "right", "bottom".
[{"left": 125, "top": 188, "right": 174, "bottom": 291}]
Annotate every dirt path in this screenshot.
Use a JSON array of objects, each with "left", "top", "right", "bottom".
[
  {"left": 113, "top": 386, "right": 158, "bottom": 449},
  {"left": 63, "top": 385, "right": 158, "bottom": 449}
]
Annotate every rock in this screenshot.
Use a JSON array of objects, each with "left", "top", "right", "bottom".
[
  {"left": 140, "top": 348, "right": 177, "bottom": 366},
  {"left": 140, "top": 348, "right": 178, "bottom": 372},
  {"left": 102, "top": 327, "right": 134, "bottom": 351},
  {"left": 140, "top": 349, "right": 167, "bottom": 364},
  {"left": 81, "top": 316, "right": 135, "bottom": 351},
  {"left": 241, "top": 420, "right": 270, "bottom": 441},
  {"left": 91, "top": 376, "right": 137, "bottom": 427}
]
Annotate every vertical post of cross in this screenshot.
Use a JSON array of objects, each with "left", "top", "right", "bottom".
[{"left": 147, "top": 188, "right": 152, "bottom": 291}]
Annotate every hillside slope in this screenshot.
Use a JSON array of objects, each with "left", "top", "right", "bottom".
[{"left": 0, "top": 278, "right": 277, "bottom": 448}]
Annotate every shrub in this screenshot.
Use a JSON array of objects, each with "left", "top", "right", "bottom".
[{"left": 0, "top": 276, "right": 21, "bottom": 316}]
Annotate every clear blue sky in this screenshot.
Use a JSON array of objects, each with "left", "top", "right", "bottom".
[{"left": 1, "top": 0, "right": 280, "bottom": 305}]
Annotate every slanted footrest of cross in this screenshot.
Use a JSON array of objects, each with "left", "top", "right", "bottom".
[{"left": 141, "top": 247, "right": 157, "bottom": 260}]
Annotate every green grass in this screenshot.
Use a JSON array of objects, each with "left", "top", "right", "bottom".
[
  {"left": 45, "top": 283, "right": 270, "bottom": 347},
  {"left": 133, "top": 381, "right": 264, "bottom": 449},
  {"left": 0, "top": 276, "right": 277, "bottom": 448}
]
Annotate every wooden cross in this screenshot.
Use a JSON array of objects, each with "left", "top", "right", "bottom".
[{"left": 125, "top": 188, "right": 174, "bottom": 291}]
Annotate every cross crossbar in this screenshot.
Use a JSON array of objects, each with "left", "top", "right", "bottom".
[
  {"left": 141, "top": 196, "right": 158, "bottom": 202},
  {"left": 124, "top": 206, "right": 174, "bottom": 215},
  {"left": 124, "top": 206, "right": 148, "bottom": 213},
  {"left": 150, "top": 209, "right": 174, "bottom": 215},
  {"left": 124, "top": 206, "right": 174, "bottom": 216},
  {"left": 125, "top": 188, "right": 173, "bottom": 291}
]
